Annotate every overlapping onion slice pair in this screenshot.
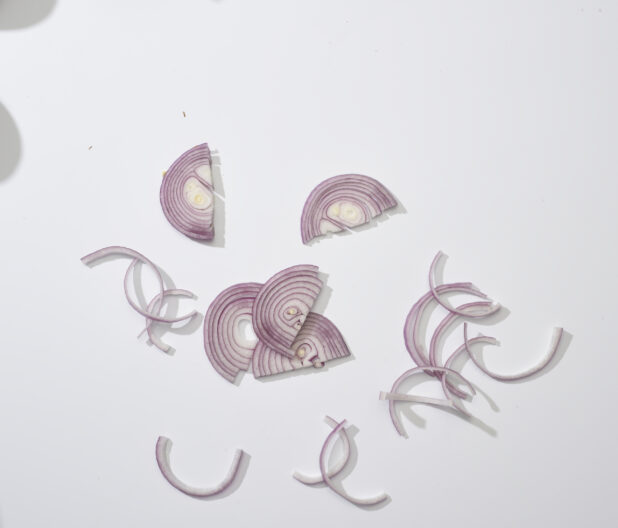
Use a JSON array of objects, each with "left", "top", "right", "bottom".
[
  {"left": 381, "top": 251, "right": 564, "bottom": 437},
  {"left": 81, "top": 246, "right": 198, "bottom": 353},
  {"left": 204, "top": 264, "right": 350, "bottom": 382},
  {"left": 159, "top": 143, "right": 398, "bottom": 243}
]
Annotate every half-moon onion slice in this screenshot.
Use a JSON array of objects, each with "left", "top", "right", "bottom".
[
  {"left": 300, "top": 174, "right": 397, "bottom": 244},
  {"left": 160, "top": 143, "right": 215, "bottom": 240},
  {"left": 155, "top": 436, "right": 245, "bottom": 498},
  {"left": 204, "top": 282, "right": 262, "bottom": 383},
  {"left": 252, "top": 265, "right": 323, "bottom": 358},
  {"left": 251, "top": 313, "right": 350, "bottom": 378}
]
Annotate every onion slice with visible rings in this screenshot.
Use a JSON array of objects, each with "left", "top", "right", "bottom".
[
  {"left": 318, "top": 418, "right": 388, "bottom": 506},
  {"left": 463, "top": 323, "right": 564, "bottom": 381},
  {"left": 384, "top": 366, "right": 476, "bottom": 437},
  {"left": 204, "top": 282, "right": 262, "bottom": 383},
  {"left": 252, "top": 265, "right": 323, "bottom": 358},
  {"left": 155, "top": 436, "right": 245, "bottom": 498},
  {"left": 252, "top": 313, "right": 350, "bottom": 378},
  {"left": 429, "top": 251, "right": 500, "bottom": 318},
  {"left": 403, "top": 283, "right": 491, "bottom": 370},
  {"left": 160, "top": 143, "right": 215, "bottom": 241},
  {"left": 300, "top": 174, "right": 397, "bottom": 244},
  {"left": 82, "top": 246, "right": 197, "bottom": 324},
  {"left": 293, "top": 416, "right": 350, "bottom": 485}
]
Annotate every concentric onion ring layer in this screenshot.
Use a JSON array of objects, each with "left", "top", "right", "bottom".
[
  {"left": 252, "top": 313, "right": 350, "bottom": 378},
  {"left": 204, "top": 282, "right": 262, "bottom": 383},
  {"left": 300, "top": 174, "right": 397, "bottom": 244},
  {"left": 160, "top": 143, "right": 215, "bottom": 240},
  {"left": 252, "top": 265, "right": 323, "bottom": 358}
]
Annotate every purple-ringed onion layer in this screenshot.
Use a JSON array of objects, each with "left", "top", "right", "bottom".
[
  {"left": 295, "top": 417, "right": 388, "bottom": 507},
  {"left": 204, "top": 282, "right": 262, "bottom": 383},
  {"left": 383, "top": 365, "right": 477, "bottom": 437},
  {"left": 293, "top": 416, "right": 350, "bottom": 485},
  {"left": 155, "top": 436, "right": 245, "bottom": 498},
  {"left": 403, "top": 282, "right": 493, "bottom": 398},
  {"left": 429, "top": 251, "right": 500, "bottom": 317},
  {"left": 252, "top": 265, "right": 323, "bottom": 358},
  {"left": 81, "top": 246, "right": 197, "bottom": 324},
  {"left": 463, "top": 323, "right": 564, "bottom": 381},
  {"left": 300, "top": 174, "right": 397, "bottom": 244},
  {"left": 160, "top": 143, "right": 215, "bottom": 240},
  {"left": 252, "top": 313, "right": 350, "bottom": 378}
]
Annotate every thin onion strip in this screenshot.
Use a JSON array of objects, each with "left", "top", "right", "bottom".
[
  {"left": 463, "top": 323, "right": 564, "bottom": 381},
  {"left": 155, "top": 436, "right": 245, "bottom": 498}
]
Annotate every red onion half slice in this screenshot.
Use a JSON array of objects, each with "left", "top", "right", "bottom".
[
  {"left": 300, "top": 174, "right": 397, "bottom": 244},
  {"left": 252, "top": 313, "right": 350, "bottom": 378},
  {"left": 295, "top": 417, "right": 388, "bottom": 507},
  {"left": 160, "top": 143, "right": 215, "bottom": 241},
  {"left": 252, "top": 265, "right": 323, "bottom": 358},
  {"left": 463, "top": 323, "right": 564, "bottom": 381},
  {"left": 204, "top": 282, "right": 262, "bottom": 383},
  {"left": 155, "top": 436, "right": 245, "bottom": 498}
]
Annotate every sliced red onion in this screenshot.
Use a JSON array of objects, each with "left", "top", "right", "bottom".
[
  {"left": 160, "top": 143, "right": 215, "bottom": 240},
  {"left": 379, "top": 392, "right": 458, "bottom": 410},
  {"left": 427, "top": 300, "right": 496, "bottom": 399},
  {"left": 155, "top": 436, "right": 244, "bottom": 498},
  {"left": 293, "top": 416, "right": 350, "bottom": 485},
  {"left": 204, "top": 282, "right": 262, "bottom": 383},
  {"left": 441, "top": 336, "right": 499, "bottom": 401},
  {"left": 300, "top": 174, "right": 397, "bottom": 244},
  {"left": 252, "top": 265, "right": 323, "bottom": 358},
  {"left": 385, "top": 366, "right": 476, "bottom": 437},
  {"left": 252, "top": 313, "right": 350, "bottom": 378},
  {"left": 463, "top": 323, "right": 564, "bottom": 381},
  {"left": 138, "top": 287, "right": 195, "bottom": 353},
  {"left": 82, "top": 246, "right": 197, "bottom": 324},
  {"left": 318, "top": 418, "right": 388, "bottom": 506},
  {"left": 429, "top": 251, "right": 500, "bottom": 317},
  {"left": 403, "top": 282, "right": 490, "bottom": 369}
]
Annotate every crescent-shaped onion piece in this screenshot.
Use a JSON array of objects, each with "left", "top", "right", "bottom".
[
  {"left": 293, "top": 416, "right": 350, "bottom": 485},
  {"left": 403, "top": 282, "right": 491, "bottom": 371},
  {"left": 155, "top": 436, "right": 245, "bottom": 498},
  {"left": 160, "top": 143, "right": 215, "bottom": 240},
  {"left": 81, "top": 246, "right": 197, "bottom": 324},
  {"left": 300, "top": 174, "right": 397, "bottom": 244},
  {"left": 295, "top": 417, "right": 388, "bottom": 507},
  {"left": 252, "top": 313, "right": 350, "bottom": 378},
  {"left": 429, "top": 251, "right": 500, "bottom": 318},
  {"left": 204, "top": 282, "right": 262, "bottom": 383},
  {"left": 384, "top": 366, "right": 476, "bottom": 437},
  {"left": 463, "top": 323, "right": 564, "bottom": 381},
  {"left": 138, "top": 287, "right": 196, "bottom": 354},
  {"left": 252, "top": 265, "right": 323, "bottom": 358},
  {"left": 441, "top": 336, "right": 499, "bottom": 401}
]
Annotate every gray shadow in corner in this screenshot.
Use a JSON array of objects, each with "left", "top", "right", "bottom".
[
  {"left": 0, "top": 0, "right": 57, "bottom": 29},
  {"left": 0, "top": 102, "right": 21, "bottom": 182}
]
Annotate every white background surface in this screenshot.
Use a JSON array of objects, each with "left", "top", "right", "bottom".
[{"left": 1, "top": 1, "right": 617, "bottom": 526}]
